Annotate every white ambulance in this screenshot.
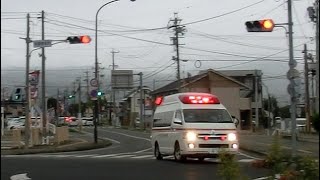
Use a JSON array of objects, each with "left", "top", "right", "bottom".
[{"left": 151, "top": 92, "right": 238, "bottom": 161}]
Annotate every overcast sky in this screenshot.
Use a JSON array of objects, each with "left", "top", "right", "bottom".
[{"left": 1, "top": 0, "right": 317, "bottom": 104}]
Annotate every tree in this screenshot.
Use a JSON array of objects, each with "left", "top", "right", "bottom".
[
  {"left": 311, "top": 113, "right": 319, "bottom": 133},
  {"left": 47, "top": 97, "right": 57, "bottom": 110},
  {"left": 263, "top": 96, "right": 280, "bottom": 117},
  {"left": 279, "top": 105, "right": 290, "bottom": 118}
]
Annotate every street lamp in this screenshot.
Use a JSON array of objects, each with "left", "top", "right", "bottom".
[{"left": 94, "top": 0, "right": 135, "bottom": 143}]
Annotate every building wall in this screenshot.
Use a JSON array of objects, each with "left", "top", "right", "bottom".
[{"left": 211, "top": 87, "right": 241, "bottom": 120}]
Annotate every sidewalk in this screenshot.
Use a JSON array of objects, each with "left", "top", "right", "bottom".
[{"left": 238, "top": 130, "right": 319, "bottom": 159}]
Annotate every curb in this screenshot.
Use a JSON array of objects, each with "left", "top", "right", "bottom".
[{"left": 1, "top": 139, "right": 112, "bottom": 155}]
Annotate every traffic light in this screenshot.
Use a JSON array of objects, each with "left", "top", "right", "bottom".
[
  {"left": 97, "top": 91, "right": 102, "bottom": 96},
  {"left": 245, "top": 19, "right": 275, "bottom": 32},
  {"left": 66, "top": 35, "right": 91, "bottom": 44},
  {"left": 12, "top": 88, "right": 22, "bottom": 101}
]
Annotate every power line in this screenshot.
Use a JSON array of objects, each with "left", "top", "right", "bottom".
[{"left": 182, "top": 0, "right": 265, "bottom": 26}]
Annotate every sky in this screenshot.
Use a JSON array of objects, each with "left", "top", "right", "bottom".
[{"left": 1, "top": 0, "right": 317, "bottom": 105}]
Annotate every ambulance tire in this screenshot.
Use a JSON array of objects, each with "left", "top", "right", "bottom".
[
  {"left": 174, "top": 142, "right": 186, "bottom": 162},
  {"left": 154, "top": 142, "right": 163, "bottom": 160}
]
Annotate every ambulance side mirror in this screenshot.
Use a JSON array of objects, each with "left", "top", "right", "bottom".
[
  {"left": 173, "top": 118, "right": 182, "bottom": 125},
  {"left": 232, "top": 116, "right": 239, "bottom": 127}
]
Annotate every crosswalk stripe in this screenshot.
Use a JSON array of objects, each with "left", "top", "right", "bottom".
[{"left": 131, "top": 155, "right": 154, "bottom": 159}]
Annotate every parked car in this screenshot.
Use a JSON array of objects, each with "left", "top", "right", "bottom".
[
  {"left": 64, "top": 117, "right": 78, "bottom": 126},
  {"left": 82, "top": 117, "right": 94, "bottom": 126},
  {"left": 7, "top": 118, "right": 25, "bottom": 130}
]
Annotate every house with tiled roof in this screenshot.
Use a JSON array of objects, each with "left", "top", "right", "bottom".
[{"left": 151, "top": 69, "right": 254, "bottom": 130}]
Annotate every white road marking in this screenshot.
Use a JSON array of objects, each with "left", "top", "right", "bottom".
[
  {"left": 238, "top": 159, "right": 254, "bottom": 163},
  {"left": 238, "top": 152, "right": 261, "bottom": 160},
  {"left": 252, "top": 177, "right": 271, "bottom": 180},
  {"left": 109, "top": 154, "right": 136, "bottom": 158},
  {"left": 51, "top": 155, "right": 74, "bottom": 158},
  {"left": 298, "top": 149, "right": 312, "bottom": 153},
  {"left": 133, "top": 148, "right": 152, "bottom": 154},
  {"left": 91, "top": 154, "right": 119, "bottom": 158},
  {"left": 99, "top": 137, "right": 121, "bottom": 144},
  {"left": 74, "top": 154, "right": 99, "bottom": 158},
  {"left": 10, "top": 173, "right": 31, "bottom": 180},
  {"left": 131, "top": 155, "right": 154, "bottom": 159}
]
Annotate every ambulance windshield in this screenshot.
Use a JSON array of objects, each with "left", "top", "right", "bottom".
[{"left": 183, "top": 109, "right": 233, "bottom": 123}]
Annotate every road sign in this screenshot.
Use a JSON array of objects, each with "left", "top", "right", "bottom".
[
  {"left": 90, "top": 89, "right": 98, "bottom": 100},
  {"left": 33, "top": 40, "right": 52, "bottom": 48},
  {"left": 111, "top": 70, "right": 133, "bottom": 89},
  {"left": 29, "top": 70, "right": 40, "bottom": 85},
  {"left": 90, "top": 79, "right": 98, "bottom": 87}
]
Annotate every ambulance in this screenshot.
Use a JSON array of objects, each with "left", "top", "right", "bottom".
[{"left": 151, "top": 92, "right": 238, "bottom": 161}]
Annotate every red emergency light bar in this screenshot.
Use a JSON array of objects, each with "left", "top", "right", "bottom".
[{"left": 178, "top": 94, "right": 220, "bottom": 104}]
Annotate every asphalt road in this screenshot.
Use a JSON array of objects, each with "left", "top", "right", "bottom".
[
  {"left": 2, "top": 155, "right": 270, "bottom": 180},
  {"left": 1, "top": 127, "right": 271, "bottom": 180}
]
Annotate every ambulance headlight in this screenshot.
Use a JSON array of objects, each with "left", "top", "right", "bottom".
[
  {"left": 227, "top": 133, "right": 237, "bottom": 141},
  {"left": 186, "top": 132, "right": 197, "bottom": 141}
]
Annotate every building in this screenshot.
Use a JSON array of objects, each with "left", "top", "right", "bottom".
[
  {"left": 217, "top": 70, "right": 264, "bottom": 127},
  {"left": 120, "top": 87, "right": 153, "bottom": 127},
  {"left": 151, "top": 69, "right": 253, "bottom": 130}
]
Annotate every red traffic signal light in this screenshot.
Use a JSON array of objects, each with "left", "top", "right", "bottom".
[
  {"left": 245, "top": 19, "right": 275, "bottom": 32},
  {"left": 66, "top": 35, "right": 91, "bottom": 44}
]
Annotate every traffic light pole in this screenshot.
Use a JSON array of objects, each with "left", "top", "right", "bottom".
[{"left": 94, "top": 0, "right": 120, "bottom": 144}]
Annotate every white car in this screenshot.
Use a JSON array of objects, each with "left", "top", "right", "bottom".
[
  {"left": 82, "top": 117, "right": 94, "bottom": 126},
  {"left": 7, "top": 118, "right": 25, "bottom": 130}
]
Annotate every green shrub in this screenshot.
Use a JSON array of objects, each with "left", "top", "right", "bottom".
[
  {"left": 260, "top": 135, "right": 319, "bottom": 179},
  {"left": 218, "top": 150, "right": 248, "bottom": 180}
]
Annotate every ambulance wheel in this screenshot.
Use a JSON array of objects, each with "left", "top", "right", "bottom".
[
  {"left": 174, "top": 142, "right": 186, "bottom": 162},
  {"left": 154, "top": 143, "right": 163, "bottom": 160}
]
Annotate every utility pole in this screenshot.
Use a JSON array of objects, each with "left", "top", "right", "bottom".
[
  {"left": 303, "top": 44, "right": 311, "bottom": 133},
  {"left": 110, "top": 49, "right": 119, "bottom": 127},
  {"left": 168, "top": 13, "right": 186, "bottom": 84},
  {"left": 287, "top": 0, "right": 299, "bottom": 157},
  {"left": 40, "top": 10, "right": 48, "bottom": 144},
  {"left": 24, "top": 13, "right": 31, "bottom": 148},
  {"left": 84, "top": 71, "right": 90, "bottom": 101},
  {"left": 73, "top": 81, "right": 76, "bottom": 106},
  {"left": 315, "top": 0, "right": 319, "bottom": 113},
  {"left": 307, "top": 1, "right": 319, "bottom": 113},
  {"left": 255, "top": 73, "right": 259, "bottom": 130},
  {"left": 139, "top": 72, "right": 144, "bottom": 130},
  {"left": 78, "top": 78, "right": 82, "bottom": 131},
  {"left": 56, "top": 88, "right": 59, "bottom": 126}
]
